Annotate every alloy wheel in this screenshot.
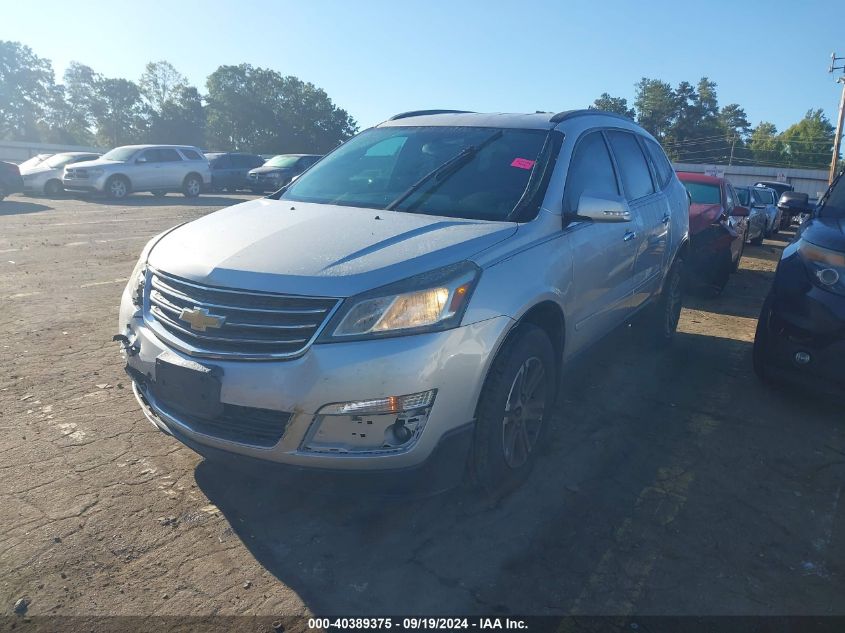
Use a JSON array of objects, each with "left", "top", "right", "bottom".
[{"left": 501, "top": 357, "right": 546, "bottom": 469}]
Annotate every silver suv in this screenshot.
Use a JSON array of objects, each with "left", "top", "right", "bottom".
[
  {"left": 63, "top": 145, "right": 211, "bottom": 199},
  {"left": 117, "top": 110, "right": 690, "bottom": 493}
]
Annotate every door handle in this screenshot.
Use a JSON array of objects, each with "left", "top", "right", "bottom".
[
  {"left": 623, "top": 230, "right": 637, "bottom": 242},
  {"left": 661, "top": 214, "right": 671, "bottom": 224}
]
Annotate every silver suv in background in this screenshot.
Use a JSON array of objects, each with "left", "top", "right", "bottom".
[
  {"left": 118, "top": 110, "right": 690, "bottom": 494},
  {"left": 63, "top": 145, "right": 211, "bottom": 199}
]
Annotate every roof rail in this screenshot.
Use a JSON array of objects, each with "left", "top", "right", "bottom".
[
  {"left": 549, "top": 109, "right": 633, "bottom": 124},
  {"left": 388, "top": 109, "right": 474, "bottom": 121}
]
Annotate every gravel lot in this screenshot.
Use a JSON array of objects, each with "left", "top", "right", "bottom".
[{"left": 1, "top": 193, "right": 843, "bottom": 621}]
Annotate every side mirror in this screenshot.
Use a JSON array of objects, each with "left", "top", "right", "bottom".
[
  {"left": 135, "top": 156, "right": 148, "bottom": 164},
  {"left": 731, "top": 205, "right": 750, "bottom": 217},
  {"left": 574, "top": 194, "right": 632, "bottom": 222}
]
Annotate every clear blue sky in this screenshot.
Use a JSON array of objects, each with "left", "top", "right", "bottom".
[{"left": 3, "top": 0, "right": 843, "bottom": 132}]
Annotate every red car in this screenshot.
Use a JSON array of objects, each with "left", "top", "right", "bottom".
[{"left": 677, "top": 172, "right": 749, "bottom": 292}]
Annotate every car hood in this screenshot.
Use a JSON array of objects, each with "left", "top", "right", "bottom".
[
  {"left": 689, "top": 203, "right": 723, "bottom": 235},
  {"left": 249, "top": 166, "right": 292, "bottom": 175},
  {"left": 800, "top": 216, "right": 845, "bottom": 252},
  {"left": 147, "top": 198, "right": 519, "bottom": 297}
]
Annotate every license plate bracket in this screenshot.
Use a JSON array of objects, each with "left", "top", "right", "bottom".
[{"left": 154, "top": 354, "right": 223, "bottom": 420}]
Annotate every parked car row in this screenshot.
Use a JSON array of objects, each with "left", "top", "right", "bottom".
[{"left": 7, "top": 147, "right": 325, "bottom": 200}]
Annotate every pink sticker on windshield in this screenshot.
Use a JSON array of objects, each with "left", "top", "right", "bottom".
[{"left": 511, "top": 158, "right": 535, "bottom": 170}]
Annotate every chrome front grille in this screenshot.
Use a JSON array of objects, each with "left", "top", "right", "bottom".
[{"left": 145, "top": 269, "right": 339, "bottom": 360}]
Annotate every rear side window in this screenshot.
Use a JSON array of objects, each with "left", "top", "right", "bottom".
[
  {"left": 562, "top": 131, "right": 619, "bottom": 213},
  {"left": 606, "top": 131, "right": 655, "bottom": 201},
  {"left": 157, "top": 149, "right": 183, "bottom": 162},
  {"left": 642, "top": 138, "right": 674, "bottom": 189},
  {"left": 180, "top": 149, "right": 201, "bottom": 161},
  {"left": 210, "top": 155, "right": 231, "bottom": 168}
]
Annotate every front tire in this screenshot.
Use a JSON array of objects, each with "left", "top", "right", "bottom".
[
  {"left": 44, "top": 179, "right": 63, "bottom": 196},
  {"left": 753, "top": 294, "right": 776, "bottom": 384},
  {"left": 471, "top": 325, "right": 556, "bottom": 495},
  {"left": 105, "top": 175, "right": 130, "bottom": 199},
  {"left": 182, "top": 174, "right": 202, "bottom": 198},
  {"left": 651, "top": 257, "right": 685, "bottom": 346}
]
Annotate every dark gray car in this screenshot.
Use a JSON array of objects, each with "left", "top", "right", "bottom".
[{"left": 247, "top": 154, "right": 322, "bottom": 193}]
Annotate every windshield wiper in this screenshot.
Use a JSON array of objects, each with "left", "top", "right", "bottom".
[{"left": 385, "top": 130, "right": 503, "bottom": 211}]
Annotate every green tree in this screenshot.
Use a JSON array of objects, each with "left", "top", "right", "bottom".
[
  {"left": 0, "top": 41, "right": 55, "bottom": 140},
  {"left": 139, "top": 61, "right": 187, "bottom": 112},
  {"left": 634, "top": 78, "right": 676, "bottom": 143},
  {"left": 589, "top": 93, "right": 635, "bottom": 118},
  {"left": 92, "top": 77, "right": 148, "bottom": 147},
  {"left": 205, "top": 63, "right": 356, "bottom": 153},
  {"left": 779, "top": 109, "right": 834, "bottom": 169},
  {"left": 749, "top": 122, "right": 782, "bottom": 165},
  {"left": 147, "top": 85, "right": 205, "bottom": 146}
]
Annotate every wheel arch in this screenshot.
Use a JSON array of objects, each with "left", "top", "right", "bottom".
[{"left": 183, "top": 171, "right": 203, "bottom": 185}]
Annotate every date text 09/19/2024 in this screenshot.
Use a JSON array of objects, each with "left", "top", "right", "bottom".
[{"left": 307, "top": 618, "right": 529, "bottom": 630}]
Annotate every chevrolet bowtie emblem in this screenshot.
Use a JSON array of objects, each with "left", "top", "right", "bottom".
[{"left": 179, "top": 307, "right": 226, "bottom": 332}]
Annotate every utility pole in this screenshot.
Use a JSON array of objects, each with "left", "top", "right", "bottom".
[
  {"left": 728, "top": 135, "right": 737, "bottom": 166},
  {"left": 829, "top": 52, "right": 845, "bottom": 184}
]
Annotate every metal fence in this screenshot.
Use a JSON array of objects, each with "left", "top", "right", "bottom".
[{"left": 0, "top": 140, "right": 104, "bottom": 164}]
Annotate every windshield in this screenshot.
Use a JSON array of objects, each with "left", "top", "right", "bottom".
[
  {"left": 819, "top": 172, "right": 845, "bottom": 218},
  {"left": 265, "top": 155, "right": 300, "bottom": 168},
  {"left": 44, "top": 154, "right": 79, "bottom": 168},
  {"left": 735, "top": 188, "right": 750, "bottom": 206},
  {"left": 752, "top": 188, "right": 774, "bottom": 205},
  {"left": 19, "top": 154, "right": 51, "bottom": 170},
  {"left": 101, "top": 147, "right": 138, "bottom": 162},
  {"left": 281, "top": 126, "right": 550, "bottom": 221},
  {"left": 682, "top": 181, "right": 721, "bottom": 205}
]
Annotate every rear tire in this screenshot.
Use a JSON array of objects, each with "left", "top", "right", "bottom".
[
  {"left": 105, "top": 175, "right": 130, "bottom": 199},
  {"left": 471, "top": 325, "right": 556, "bottom": 496},
  {"left": 182, "top": 174, "right": 202, "bottom": 198},
  {"left": 751, "top": 230, "right": 764, "bottom": 246}
]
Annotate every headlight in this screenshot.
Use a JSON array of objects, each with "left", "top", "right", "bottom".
[
  {"left": 797, "top": 240, "right": 845, "bottom": 296},
  {"left": 318, "top": 261, "right": 481, "bottom": 341},
  {"left": 129, "top": 259, "right": 147, "bottom": 307}
]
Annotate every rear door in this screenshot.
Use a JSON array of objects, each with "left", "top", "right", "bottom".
[
  {"left": 564, "top": 130, "right": 639, "bottom": 351},
  {"left": 157, "top": 148, "right": 185, "bottom": 188},
  {"left": 131, "top": 149, "right": 160, "bottom": 188},
  {"left": 605, "top": 130, "right": 664, "bottom": 308}
]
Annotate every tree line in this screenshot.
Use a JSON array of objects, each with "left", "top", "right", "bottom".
[
  {"left": 590, "top": 77, "right": 838, "bottom": 170},
  {"left": 0, "top": 41, "right": 358, "bottom": 154}
]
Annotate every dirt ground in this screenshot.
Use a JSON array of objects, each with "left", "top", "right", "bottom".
[{"left": 1, "top": 193, "right": 843, "bottom": 622}]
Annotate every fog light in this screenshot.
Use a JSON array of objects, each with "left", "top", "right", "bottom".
[
  {"left": 816, "top": 268, "right": 840, "bottom": 286},
  {"left": 318, "top": 390, "right": 436, "bottom": 416},
  {"left": 794, "top": 351, "right": 811, "bottom": 365}
]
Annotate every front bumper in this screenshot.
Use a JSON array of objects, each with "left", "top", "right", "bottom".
[
  {"left": 119, "top": 288, "right": 513, "bottom": 474},
  {"left": 757, "top": 259, "right": 845, "bottom": 394},
  {"left": 62, "top": 173, "right": 108, "bottom": 193}
]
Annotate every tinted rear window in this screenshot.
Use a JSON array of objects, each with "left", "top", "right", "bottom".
[{"left": 180, "top": 149, "right": 202, "bottom": 161}]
